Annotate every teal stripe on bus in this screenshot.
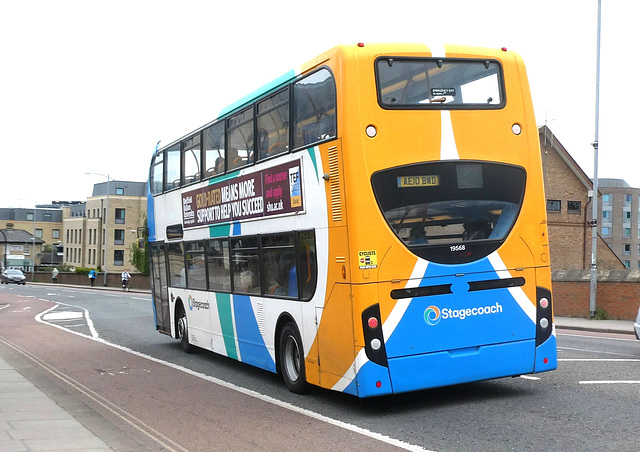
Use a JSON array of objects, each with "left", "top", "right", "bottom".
[
  {"left": 216, "top": 293, "right": 238, "bottom": 360},
  {"left": 209, "top": 224, "right": 231, "bottom": 238},
  {"left": 307, "top": 146, "right": 320, "bottom": 182},
  {"left": 218, "top": 70, "right": 297, "bottom": 117}
]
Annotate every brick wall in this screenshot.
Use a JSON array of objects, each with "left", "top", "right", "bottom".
[{"left": 552, "top": 270, "right": 640, "bottom": 320}]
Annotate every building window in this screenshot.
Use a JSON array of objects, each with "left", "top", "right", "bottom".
[
  {"left": 114, "top": 229, "right": 125, "bottom": 245},
  {"left": 44, "top": 213, "right": 51, "bottom": 221},
  {"left": 26, "top": 212, "right": 34, "bottom": 221},
  {"left": 624, "top": 244, "right": 631, "bottom": 255},
  {"left": 603, "top": 210, "right": 611, "bottom": 219},
  {"left": 115, "top": 208, "right": 125, "bottom": 224},
  {"left": 624, "top": 194, "right": 632, "bottom": 205},
  {"left": 52, "top": 229, "right": 60, "bottom": 239},
  {"left": 601, "top": 226, "right": 610, "bottom": 236},
  {"left": 625, "top": 210, "right": 632, "bottom": 220},
  {"left": 116, "top": 187, "right": 124, "bottom": 195},
  {"left": 602, "top": 194, "right": 611, "bottom": 204},
  {"left": 114, "top": 250, "right": 124, "bottom": 266},
  {"left": 23, "top": 245, "right": 30, "bottom": 255},
  {"left": 623, "top": 260, "right": 630, "bottom": 269},
  {"left": 624, "top": 227, "right": 631, "bottom": 238},
  {"left": 35, "top": 229, "right": 43, "bottom": 238},
  {"left": 546, "top": 200, "right": 561, "bottom": 212},
  {"left": 567, "top": 201, "right": 581, "bottom": 214}
]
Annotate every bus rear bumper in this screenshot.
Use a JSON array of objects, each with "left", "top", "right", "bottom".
[{"left": 386, "top": 339, "right": 536, "bottom": 395}]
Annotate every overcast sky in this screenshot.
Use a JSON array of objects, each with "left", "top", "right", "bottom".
[{"left": 0, "top": 0, "right": 635, "bottom": 208}]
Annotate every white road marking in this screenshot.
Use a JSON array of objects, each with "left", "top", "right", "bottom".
[
  {"left": 557, "top": 331, "right": 636, "bottom": 342},
  {"left": 42, "top": 312, "right": 83, "bottom": 320},
  {"left": 35, "top": 304, "right": 433, "bottom": 452},
  {"left": 558, "top": 346, "right": 639, "bottom": 358},
  {"left": 559, "top": 358, "right": 640, "bottom": 362}
]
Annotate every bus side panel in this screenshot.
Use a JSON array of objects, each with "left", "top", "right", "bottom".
[
  {"left": 232, "top": 294, "right": 277, "bottom": 372},
  {"left": 311, "top": 282, "right": 356, "bottom": 389},
  {"left": 305, "top": 138, "right": 359, "bottom": 390}
]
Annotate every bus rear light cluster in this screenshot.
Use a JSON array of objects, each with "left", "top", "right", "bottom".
[
  {"left": 362, "top": 304, "right": 388, "bottom": 367},
  {"left": 536, "top": 287, "right": 553, "bottom": 345}
]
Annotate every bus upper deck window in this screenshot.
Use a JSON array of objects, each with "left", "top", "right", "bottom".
[
  {"left": 376, "top": 58, "right": 504, "bottom": 109},
  {"left": 293, "top": 68, "right": 337, "bottom": 149}
]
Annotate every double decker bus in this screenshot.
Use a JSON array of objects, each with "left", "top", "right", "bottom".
[{"left": 147, "top": 43, "right": 557, "bottom": 398}]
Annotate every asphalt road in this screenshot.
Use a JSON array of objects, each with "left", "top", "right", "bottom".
[{"left": 1, "top": 284, "right": 638, "bottom": 451}]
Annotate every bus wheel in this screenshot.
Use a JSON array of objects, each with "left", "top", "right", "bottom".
[
  {"left": 278, "top": 323, "right": 309, "bottom": 394},
  {"left": 177, "top": 305, "right": 196, "bottom": 354}
]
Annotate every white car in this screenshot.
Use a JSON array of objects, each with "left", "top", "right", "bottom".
[{"left": 634, "top": 307, "right": 640, "bottom": 340}]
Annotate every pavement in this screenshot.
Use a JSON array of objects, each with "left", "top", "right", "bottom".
[{"left": 0, "top": 285, "right": 637, "bottom": 451}]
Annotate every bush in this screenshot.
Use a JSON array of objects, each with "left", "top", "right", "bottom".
[
  {"left": 74, "top": 267, "right": 96, "bottom": 275},
  {"left": 594, "top": 307, "right": 609, "bottom": 320}
]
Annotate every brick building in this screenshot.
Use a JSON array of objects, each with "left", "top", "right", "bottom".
[{"left": 539, "top": 125, "right": 623, "bottom": 271}]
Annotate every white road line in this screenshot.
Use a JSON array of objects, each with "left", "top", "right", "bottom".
[
  {"left": 557, "top": 332, "right": 636, "bottom": 342},
  {"left": 36, "top": 302, "right": 99, "bottom": 338},
  {"left": 42, "top": 312, "right": 83, "bottom": 321},
  {"left": 35, "top": 306, "right": 432, "bottom": 452},
  {"left": 559, "top": 358, "right": 640, "bottom": 362},
  {"left": 558, "top": 346, "right": 639, "bottom": 358},
  {"left": 519, "top": 375, "right": 541, "bottom": 380}
]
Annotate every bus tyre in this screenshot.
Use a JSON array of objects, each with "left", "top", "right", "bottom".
[
  {"left": 278, "top": 323, "right": 309, "bottom": 394},
  {"left": 177, "top": 305, "right": 196, "bottom": 354}
]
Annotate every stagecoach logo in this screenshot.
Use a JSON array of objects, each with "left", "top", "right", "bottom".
[
  {"left": 188, "top": 294, "right": 210, "bottom": 311},
  {"left": 424, "top": 306, "right": 441, "bottom": 325},
  {"left": 424, "top": 302, "right": 503, "bottom": 325}
]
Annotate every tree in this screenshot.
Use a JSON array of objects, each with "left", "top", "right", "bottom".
[
  {"left": 129, "top": 214, "right": 149, "bottom": 275},
  {"left": 129, "top": 241, "right": 149, "bottom": 275}
]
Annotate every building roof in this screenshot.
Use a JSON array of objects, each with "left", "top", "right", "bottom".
[
  {"left": 597, "top": 178, "right": 631, "bottom": 188},
  {"left": 0, "top": 229, "right": 45, "bottom": 244},
  {"left": 538, "top": 125, "right": 596, "bottom": 193},
  {"left": 91, "top": 181, "right": 146, "bottom": 197},
  {"left": 0, "top": 207, "right": 63, "bottom": 222}
]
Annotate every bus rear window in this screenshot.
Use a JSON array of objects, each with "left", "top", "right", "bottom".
[
  {"left": 372, "top": 162, "right": 525, "bottom": 264},
  {"left": 376, "top": 58, "right": 504, "bottom": 109}
]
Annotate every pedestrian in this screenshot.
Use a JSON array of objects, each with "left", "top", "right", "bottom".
[
  {"left": 88, "top": 269, "right": 97, "bottom": 287},
  {"left": 52, "top": 267, "right": 59, "bottom": 283},
  {"left": 121, "top": 269, "right": 131, "bottom": 292}
]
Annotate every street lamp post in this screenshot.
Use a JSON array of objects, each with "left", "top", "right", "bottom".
[
  {"left": 85, "top": 172, "right": 110, "bottom": 286},
  {"left": 0, "top": 230, "right": 7, "bottom": 271},
  {"left": 589, "top": 0, "right": 602, "bottom": 318}
]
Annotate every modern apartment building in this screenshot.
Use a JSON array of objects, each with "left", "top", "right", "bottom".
[
  {"left": 63, "top": 181, "right": 146, "bottom": 271},
  {"left": 0, "top": 206, "right": 64, "bottom": 270},
  {"left": 597, "top": 178, "right": 640, "bottom": 269}
]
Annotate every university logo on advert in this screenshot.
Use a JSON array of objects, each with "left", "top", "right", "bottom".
[{"left": 424, "top": 302, "right": 503, "bottom": 325}]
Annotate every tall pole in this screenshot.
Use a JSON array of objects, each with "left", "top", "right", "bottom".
[
  {"left": 32, "top": 205, "right": 36, "bottom": 280},
  {"left": 85, "top": 172, "right": 111, "bottom": 286},
  {"left": 0, "top": 230, "right": 7, "bottom": 271},
  {"left": 105, "top": 175, "right": 110, "bottom": 286},
  {"left": 589, "top": 0, "right": 602, "bottom": 319}
]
